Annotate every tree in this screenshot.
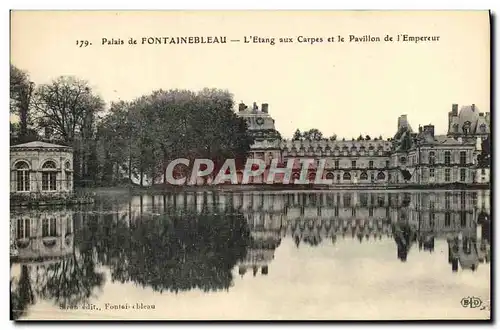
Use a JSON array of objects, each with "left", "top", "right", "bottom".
[
  {"left": 329, "top": 134, "right": 337, "bottom": 141},
  {"left": 292, "top": 129, "right": 302, "bottom": 141},
  {"left": 95, "top": 88, "right": 254, "bottom": 186},
  {"left": 365, "top": 135, "right": 371, "bottom": 140},
  {"left": 10, "top": 65, "right": 35, "bottom": 143},
  {"left": 357, "top": 134, "right": 364, "bottom": 141},
  {"left": 32, "top": 76, "right": 105, "bottom": 184},
  {"left": 303, "top": 129, "right": 323, "bottom": 141}
]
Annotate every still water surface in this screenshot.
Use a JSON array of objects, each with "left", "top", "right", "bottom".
[{"left": 10, "top": 190, "right": 491, "bottom": 320}]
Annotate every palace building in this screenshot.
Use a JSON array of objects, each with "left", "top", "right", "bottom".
[{"left": 236, "top": 102, "right": 491, "bottom": 187}]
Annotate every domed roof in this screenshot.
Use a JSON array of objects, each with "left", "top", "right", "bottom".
[{"left": 458, "top": 105, "right": 479, "bottom": 132}]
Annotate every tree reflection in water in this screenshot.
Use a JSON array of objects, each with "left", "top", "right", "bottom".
[
  {"left": 80, "top": 208, "right": 251, "bottom": 294},
  {"left": 33, "top": 253, "right": 105, "bottom": 308},
  {"left": 10, "top": 265, "right": 34, "bottom": 320}
]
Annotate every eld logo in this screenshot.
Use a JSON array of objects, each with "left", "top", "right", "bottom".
[{"left": 460, "top": 297, "right": 482, "bottom": 309}]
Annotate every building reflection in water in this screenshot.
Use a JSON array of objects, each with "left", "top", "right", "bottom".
[
  {"left": 10, "top": 190, "right": 491, "bottom": 318},
  {"left": 10, "top": 209, "right": 105, "bottom": 320}
]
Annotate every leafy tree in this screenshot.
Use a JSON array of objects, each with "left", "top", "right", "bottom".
[
  {"left": 328, "top": 134, "right": 337, "bottom": 141},
  {"left": 365, "top": 135, "right": 371, "bottom": 140},
  {"left": 10, "top": 65, "right": 35, "bottom": 143},
  {"left": 292, "top": 129, "right": 302, "bottom": 141},
  {"left": 32, "top": 76, "right": 105, "bottom": 184},
  {"left": 303, "top": 129, "right": 323, "bottom": 141}
]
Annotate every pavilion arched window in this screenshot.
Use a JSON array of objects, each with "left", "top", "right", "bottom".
[
  {"left": 325, "top": 172, "right": 334, "bottom": 180},
  {"left": 343, "top": 172, "right": 351, "bottom": 181},
  {"left": 42, "top": 217, "right": 57, "bottom": 237},
  {"left": 41, "top": 160, "right": 58, "bottom": 191},
  {"left": 15, "top": 161, "right": 30, "bottom": 192}
]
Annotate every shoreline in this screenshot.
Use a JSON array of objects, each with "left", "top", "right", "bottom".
[{"left": 86, "top": 183, "right": 491, "bottom": 194}]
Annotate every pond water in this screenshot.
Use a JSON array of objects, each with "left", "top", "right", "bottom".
[{"left": 10, "top": 189, "right": 491, "bottom": 320}]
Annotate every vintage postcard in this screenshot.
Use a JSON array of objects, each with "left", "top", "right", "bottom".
[{"left": 9, "top": 10, "right": 491, "bottom": 321}]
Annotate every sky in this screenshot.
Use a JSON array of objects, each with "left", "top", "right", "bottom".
[{"left": 10, "top": 10, "right": 490, "bottom": 139}]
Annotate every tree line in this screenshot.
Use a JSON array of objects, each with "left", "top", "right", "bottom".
[
  {"left": 9, "top": 65, "right": 254, "bottom": 187},
  {"left": 291, "top": 128, "right": 385, "bottom": 142}
]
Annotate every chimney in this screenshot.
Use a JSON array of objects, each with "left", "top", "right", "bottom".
[
  {"left": 452, "top": 104, "right": 458, "bottom": 116},
  {"left": 397, "top": 114, "right": 408, "bottom": 130},
  {"left": 418, "top": 126, "right": 423, "bottom": 134},
  {"left": 238, "top": 102, "right": 246, "bottom": 112},
  {"left": 485, "top": 112, "right": 490, "bottom": 123},
  {"left": 261, "top": 103, "right": 269, "bottom": 113},
  {"left": 423, "top": 124, "right": 435, "bottom": 137},
  {"left": 252, "top": 102, "right": 258, "bottom": 112},
  {"left": 471, "top": 104, "right": 476, "bottom": 112}
]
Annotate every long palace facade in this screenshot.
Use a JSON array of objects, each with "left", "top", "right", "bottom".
[{"left": 237, "top": 102, "right": 491, "bottom": 187}]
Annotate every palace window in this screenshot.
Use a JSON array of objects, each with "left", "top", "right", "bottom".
[
  {"left": 460, "top": 168, "right": 466, "bottom": 181},
  {"left": 460, "top": 212, "right": 467, "bottom": 227},
  {"left": 369, "top": 160, "right": 374, "bottom": 169},
  {"left": 42, "top": 161, "right": 57, "bottom": 191},
  {"left": 326, "top": 172, "right": 334, "bottom": 180},
  {"left": 42, "top": 218, "right": 57, "bottom": 237},
  {"left": 343, "top": 194, "right": 351, "bottom": 207},
  {"left": 334, "top": 160, "right": 339, "bottom": 169},
  {"left": 428, "top": 151, "right": 435, "bottom": 165},
  {"left": 351, "top": 160, "right": 356, "bottom": 168},
  {"left": 445, "top": 168, "right": 451, "bottom": 182},
  {"left": 377, "top": 171, "right": 386, "bottom": 180},
  {"left": 460, "top": 151, "right": 467, "bottom": 165},
  {"left": 444, "top": 151, "right": 451, "bottom": 165},
  {"left": 336, "top": 174, "right": 340, "bottom": 181},
  {"left": 17, "top": 218, "right": 31, "bottom": 239},
  {"left": 480, "top": 124, "right": 487, "bottom": 133},
  {"left": 445, "top": 213, "right": 451, "bottom": 227},
  {"left": 360, "top": 172, "right": 368, "bottom": 180},
  {"left": 481, "top": 168, "right": 486, "bottom": 175},
  {"left": 429, "top": 168, "right": 435, "bottom": 178},
  {"left": 343, "top": 172, "right": 351, "bottom": 181},
  {"left": 445, "top": 192, "right": 451, "bottom": 209},
  {"left": 385, "top": 160, "right": 390, "bottom": 168},
  {"left": 15, "top": 161, "right": 30, "bottom": 192}
]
